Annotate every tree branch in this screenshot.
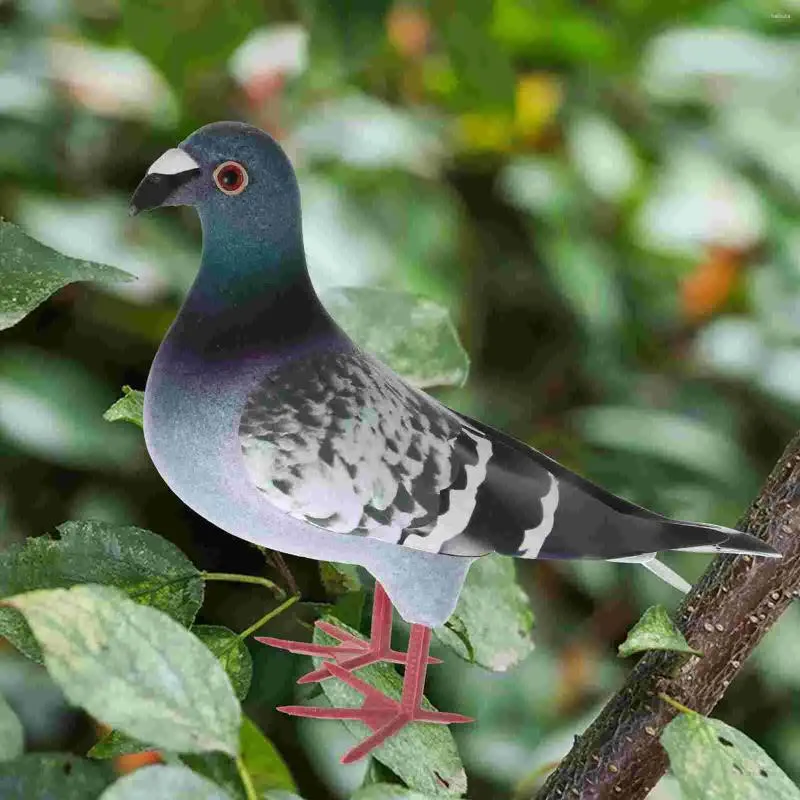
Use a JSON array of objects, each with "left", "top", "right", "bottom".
[{"left": 537, "top": 431, "right": 800, "bottom": 799}]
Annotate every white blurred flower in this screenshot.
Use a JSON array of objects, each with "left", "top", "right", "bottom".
[
  {"left": 48, "top": 39, "right": 176, "bottom": 125},
  {"left": 566, "top": 114, "right": 640, "bottom": 201},
  {"left": 229, "top": 24, "right": 308, "bottom": 85},
  {"left": 636, "top": 150, "right": 765, "bottom": 255}
]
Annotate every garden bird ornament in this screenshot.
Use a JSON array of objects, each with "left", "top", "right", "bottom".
[{"left": 130, "top": 122, "right": 781, "bottom": 763}]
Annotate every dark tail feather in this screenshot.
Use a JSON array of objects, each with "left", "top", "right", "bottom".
[{"left": 665, "top": 521, "right": 781, "bottom": 559}]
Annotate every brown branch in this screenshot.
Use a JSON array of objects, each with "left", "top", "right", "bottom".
[{"left": 536, "top": 432, "right": 800, "bottom": 800}]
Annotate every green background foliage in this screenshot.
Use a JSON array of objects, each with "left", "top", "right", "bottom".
[{"left": 1, "top": 0, "right": 799, "bottom": 797}]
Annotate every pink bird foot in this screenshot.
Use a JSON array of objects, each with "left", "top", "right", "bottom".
[
  {"left": 278, "top": 625, "right": 472, "bottom": 763},
  {"left": 256, "top": 582, "right": 441, "bottom": 684}
]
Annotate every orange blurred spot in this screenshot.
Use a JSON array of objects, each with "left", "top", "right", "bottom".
[
  {"left": 681, "top": 246, "right": 741, "bottom": 320},
  {"left": 515, "top": 73, "right": 562, "bottom": 140},
  {"left": 388, "top": 4, "right": 430, "bottom": 58},
  {"left": 556, "top": 640, "right": 595, "bottom": 713},
  {"left": 115, "top": 750, "right": 162, "bottom": 774}
]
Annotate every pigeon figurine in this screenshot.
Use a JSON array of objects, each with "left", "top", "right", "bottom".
[{"left": 130, "top": 121, "right": 780, "bottom": 763}]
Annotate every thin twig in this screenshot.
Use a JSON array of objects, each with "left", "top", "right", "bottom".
[
  {"left": 202, "top": 571, "right": 285, "bottom": 600},
  {"left": 537, "top": 430, "right": 800, "bottom": 800},
  {"left": 260, "top": 547, "right": 300, "bottom": 597}
]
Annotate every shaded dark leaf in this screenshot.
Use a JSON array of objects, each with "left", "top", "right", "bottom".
[
  {"left": 0, "top": 220, "right": 133, "bottom": 331},
  {"left": 0, "top": 521, "right": 203, "bottom": 662}
]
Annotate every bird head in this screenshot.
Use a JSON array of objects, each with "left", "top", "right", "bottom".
[{"left": 129, "top": 121, "right": 300, "bottom": 232}]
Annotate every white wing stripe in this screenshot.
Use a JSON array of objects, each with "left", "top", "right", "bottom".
[
  {"left": 517, "top": 473, "right": 559, "bottom": 556},
  {"left": 403, "top": 428, "right": 492, "bottom": 552}
]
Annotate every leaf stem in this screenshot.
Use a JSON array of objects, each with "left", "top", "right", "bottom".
[
  {"left": 236, "top": 593, "right": 301, "bottom": 642},
  {"left": 202, "top": 571, "right": 285, "bottom": 600},
  {"left": 235, "top": 754, "right": 258, "bottom": 800},
  {"left": 658, "top": 692, "right": 696, "bottom": 716}
]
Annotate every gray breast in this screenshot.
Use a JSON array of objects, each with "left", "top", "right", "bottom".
[{"left": 238, "top": 350, "right": 469, "bottom": 543}]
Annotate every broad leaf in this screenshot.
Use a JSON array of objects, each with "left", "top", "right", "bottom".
[
  {"left": 0, "top": 753, "right": 115, "bottom": 799},
  {"left": 322, "top": 288, "right": 469, "bottom": 388},
  {"left": 6, "top": 585, "right": 240, "bottom": 756},
  {"left": 0, "top": 521, "right": 203, "bottom": 662},
  {"left": 353, "top": 785, "right": 439, "bottom": 800},
  {"left": 314, "top": 618, "right": 466, "bottom": 796},
  {"left": 100, "top": 764, "right": 231, "bottom": 799},
  {"left": 0, "top": 694, "right": 23, "bottom": 762},
  {"left": 618, "top": 605, "right": 701, "bottom": 659},
  {"left": 89, "top": 729, "right": 152, "bottom": 760},
  {"left": 192, "top": 626, "right": 253, "bottom": 701},
  {"left": 104, "top": 386, "right": 145, "bottom": 429},
  {"left": 661, "top": 708, "right": 800, "bottom": 799},
  {"left": 434, "top": 555, "right": 534, "bottom": 671},
  {"left": 182, "top": 716, "right": 296, "bottom": 799},
  {"left": 0, "top": 220, "right": 133, "bottom": 330}
]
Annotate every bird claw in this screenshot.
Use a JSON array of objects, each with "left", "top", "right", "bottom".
[
  {"left": 257, "top": 619, "right": 441, "bottom": 684},
  {"left": 278, "top": 661, "right": 472, "bottom": 763},
  {"left": 256, "top": 583, "right": 440, "bottom": 685}
]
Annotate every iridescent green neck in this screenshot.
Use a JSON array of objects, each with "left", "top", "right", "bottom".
[
  {"left": 167, "top": 207, "right": 335, "bottom": 360},
  {"left": 187, "top": 206, "right": 311, "bottom": 312}
]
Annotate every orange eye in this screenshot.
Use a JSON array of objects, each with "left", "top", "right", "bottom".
[{"left": 213, "top": 161, "right": 248, "bottom": 195}]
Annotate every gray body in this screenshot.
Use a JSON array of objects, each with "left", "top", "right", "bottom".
[{"left": 145, "top": 326, "right": 473, "bottom": 627}]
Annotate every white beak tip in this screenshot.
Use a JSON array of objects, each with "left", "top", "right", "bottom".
[{"left": 146, "top": 148, "right": 200, "bottom": 176}]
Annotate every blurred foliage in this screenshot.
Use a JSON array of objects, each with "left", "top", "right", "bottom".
[{"left": 1, "top": 0, "right": 800, "bottom": 797}]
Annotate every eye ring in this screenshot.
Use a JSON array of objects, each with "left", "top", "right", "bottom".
[{"left": 213, "top": 161, "right": 248, "bottom": 195}]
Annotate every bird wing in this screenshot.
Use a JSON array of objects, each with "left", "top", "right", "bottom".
[
  {"left": 239, "top": 349, "right": 495, "bottom": 547},
  {"left": 238, "top": 350, "right": 779, "bottom": 562}
]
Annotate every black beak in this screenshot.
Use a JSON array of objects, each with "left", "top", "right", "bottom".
[{"left": 129, "top": 168, "right": 200, "bottom": 216}]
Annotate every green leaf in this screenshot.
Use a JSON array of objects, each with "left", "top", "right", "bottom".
[
  {"left": 618, "top": 606, "right": 702, "bottom": 659},
  {"left": 104, "top": 387, "right": 145, "bottom": 429},
  {"left": 434, "top": 555, "right": 534, "bottom": 671},
  {"left": 0, "top": 220, "right": 134, "bottom": 330},
  {"left": 6, "top": 585, "right": 240, "bottom": 756},
  {"left": 0, "top": 521, "right": 203, "bottom": 662},
  {"left": 661, "top": 707, "right": 800, "bottom": 799},
  {"left": 100, "top": 765, "right": 232, "bottom": 799},
  {"left": 120, "top": 0, "right": 264, "bottom": 92},
  {"left": 313, "top": 618, "right": 466, "bottom": 796},
  {"left": 0, "top": 753, "right": 115, "bottom": 799},
  {"left": 353, "top": 785, "right": 439, "bottom": 800},
  {"left": 319, "top": 562, "right": 363, "bottom": 597},
  {"left": 192, "top": 626, "right": 253, "bottom": 701},
  {"left": 0, "top": 694, "right": 23, "bottom": 762},
  {"left": 182, "top": 716, "right": 296, "bottom": 799},
  {"left": 321, "top": 288, "right": 469, "bottom": 389},
  {"left": 88, "top": 729, "right": 152, "bottom": 760}
]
